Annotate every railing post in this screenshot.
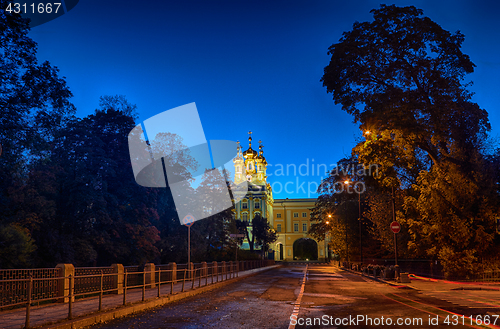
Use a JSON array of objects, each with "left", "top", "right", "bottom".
[
  {"left": 68, "top": 274, "right": 73, "bottom": 320},
  {"left": 188, "top": 262, "right": 194, "bottom": 280},
  {"left": 56, "top": 264, "right": 75, "bottom": 303},
  {"left": 221, "top": 261, "right": 226, "bottom": 281},
  {"left": 99, "top": 270, "right": 103, "bottom": 311},
  {"left": 157, "top": 268, "right": 161, "bottom": 297},
  {"left": 169, "top": 263, "right": 176, "bottom": 295},
  {"left": 144, "top": 263, "right": 155, "bottom": 288},
  {"left": 212, "top": 261, "right": 217, "bottom": 284},
  {"left": 182, "top": 269, "right": 186, "bottom": 292},
  {"left": 201, "top": 262, "right": 207, "bottom": 286},
  {"left": 123, "top": 272, "right": 127, "bottom": 305},
  {"left": 192, "top": 268, "right": 196, "bottom": 289},
  {"left": 111, "top": 264, "right": 124, "bottom": 294},
  {"left": 228, "top": 261, "right": 233, "bottom": 279},
  {"left": 25, "top": 275, "right": 32, "bottom": 329}
]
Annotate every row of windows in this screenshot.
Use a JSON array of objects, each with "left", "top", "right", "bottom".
[
  {"left": 276, "top": 223, "right": 308, "bottom": 233},
  {"left": 242, "top": 201, "right": 260, "bottom": 209},
  {"left": 241, "top": 212, "right": 261, "bottom": 221},
  {"left": 276, "top": 212, "right": 308, "bottom": 219},
  {"left": 235, "top": 164, "right": 264, "bottom": 172}
]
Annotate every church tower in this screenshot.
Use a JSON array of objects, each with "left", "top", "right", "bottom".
[
  {"left": 234, "top": 131, "right": 274, "bottom": 250},
  {"left": 233, "top": 141, "right": 245, "bottom": 185}
]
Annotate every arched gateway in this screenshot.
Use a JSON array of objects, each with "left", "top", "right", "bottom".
[{"left": 293, "top": 238, "right": 318, "bottom": 260}]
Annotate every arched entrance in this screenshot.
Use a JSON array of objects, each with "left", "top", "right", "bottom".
[
  {"left": 293, "top": 238, "right": 318, "bottom": 260},
  {"left": 275, "top": 243, "right": 284, "bottom": 261}
]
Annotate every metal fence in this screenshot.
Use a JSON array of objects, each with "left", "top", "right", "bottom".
[
  {"left": 342, "top": 260, "right": 500, "bottom": 282},
  {"left": 0, "top": 268, "right": 60, "bottom": 307},
  {"left": 74, "top": 267, "right": 115, "bottom": 295}
]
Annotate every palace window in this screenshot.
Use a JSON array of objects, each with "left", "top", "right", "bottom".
[
  {"left": 254, "top": 200, "right": 260, "bottom": 209},
  {"left": 242, "top": 213, "right": 248, "bottom": 222},
  {"left": 302, "top": 223, "right": 307, "bottom": 232},
  {"left": 277, "top": 224, "right": 281, "bottom": 232},
  {"left": 276, "top": 213, "right": 282, "bottom": 218},
  {"left": 293, "top": 212, "right": 298, "bottom": 218},
  {"left": 294, "top": 223, "right": 299, "bottom": 232},
  {"left": 302, "top": 212, "right": 307, "bottom": 217},
  {"left": 242, "top": 202, "right": 248, "bottom": 209}
]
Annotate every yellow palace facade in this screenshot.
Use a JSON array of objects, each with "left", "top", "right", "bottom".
[{"left": 234, "top": 132, "right": 327, "bottom": 261}]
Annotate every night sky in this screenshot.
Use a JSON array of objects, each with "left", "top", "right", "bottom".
[{"left": 28, "top": 0, "right": 500, "bottom": 199}]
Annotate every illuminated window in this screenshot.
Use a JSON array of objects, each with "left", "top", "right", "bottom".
[
  {"left": 277, "top": 224, "right": 281, "bottom": 232},
  {"left": 242, "top": 213, "right": 248, "bottom": 221},
  {"left": 294, "top": 223, "right": 299, "bottom": 232},
  {"left": 302, "top": 223, "right": 307, "bottom": 232},
  {"left": 254, "top": 200, "right": 260, "bottom": 209},
  {"left": 302, "top": 212, "right": 307, "bottom": 217},
  {"left": 242, "top": 202, "right": 248, "bottom": 209},
  {"left": 276, "top": 213, "right": 282, "bottom": 218},
  {"left": 293, "top": 212, "right": 298, "bottom": 218}
]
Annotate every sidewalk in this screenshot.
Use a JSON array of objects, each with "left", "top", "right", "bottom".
[{"left": 0, "top": 265, "right": 279, "bottom": 329}]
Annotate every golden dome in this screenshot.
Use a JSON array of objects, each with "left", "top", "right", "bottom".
[{"left": 243, "top": 131, "right": 258, "bottom": 157}]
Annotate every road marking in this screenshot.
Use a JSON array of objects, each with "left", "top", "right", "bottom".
[
  {"left": 387, "top": 293, "right": 500, "bottom": 329},
  {"left": 425, "top": 291, "right": 500, "bottom": 308},
  {"left": 288, "top": 265, "right": 308, "bottom": 329},
  {"left": 302, "top": 292, "right": 366, "bottom": 299}
]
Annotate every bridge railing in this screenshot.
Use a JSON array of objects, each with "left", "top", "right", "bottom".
[{"left": 0, "top": 259, "right": 275, "bottom": 328}]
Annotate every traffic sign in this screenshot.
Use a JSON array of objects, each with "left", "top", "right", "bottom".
[
  {"left": 230, "top": 234, "right": 245, "bottom": 238},
  {"left": 390, "top": 221, "right": 401, "bottom": 234},
  {"left": 182, "top": 214, "right": 195, "bottom": 227}
]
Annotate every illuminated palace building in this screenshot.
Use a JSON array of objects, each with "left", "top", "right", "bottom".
[{"left": 234, "top": 132, "right": 325, "bottom": 261}]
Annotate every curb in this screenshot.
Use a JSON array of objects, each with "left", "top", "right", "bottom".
[
  {"left": 336, "top": 266, "right": 417, "bottom": 289},
  {"left": 40, "top": 265, "right": 280, "bottom": 329}
]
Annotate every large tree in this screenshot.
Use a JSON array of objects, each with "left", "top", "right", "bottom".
[
  {"left": 321, "top": 5, "right": 498, "bottom": 277},
  {"left": 322, "top": 4, "right": 489, "bottom": 174},
  {"left": 0, "top": 2, "right": 74, "bottom": 267}
]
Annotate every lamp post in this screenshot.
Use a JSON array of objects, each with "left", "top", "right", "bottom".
[
  {"left": 343, "top": 180, "right": 363, "bottom": 268},
  {"left": 325, "top": 217, "right": 330, "bottom": 262}
]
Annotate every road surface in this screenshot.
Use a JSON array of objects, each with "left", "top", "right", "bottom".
[{"left": 90, "top": 264, "right": 500, "bottom": 328}]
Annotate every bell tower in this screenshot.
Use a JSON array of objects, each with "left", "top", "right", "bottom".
[
  {"left": 234, "top": 131, "right": 274, "bottom": 251},
  {"left": 233, "top": 141, "right": 245, "bottom": 185}
]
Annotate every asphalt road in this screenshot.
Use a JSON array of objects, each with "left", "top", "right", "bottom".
[{"left": 90, "top": 264, "right": 500, "bottom": 329}]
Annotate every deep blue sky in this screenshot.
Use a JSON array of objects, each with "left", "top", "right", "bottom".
[{"left": 29, "top": 0, "right": 500, "bottom": 199}]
